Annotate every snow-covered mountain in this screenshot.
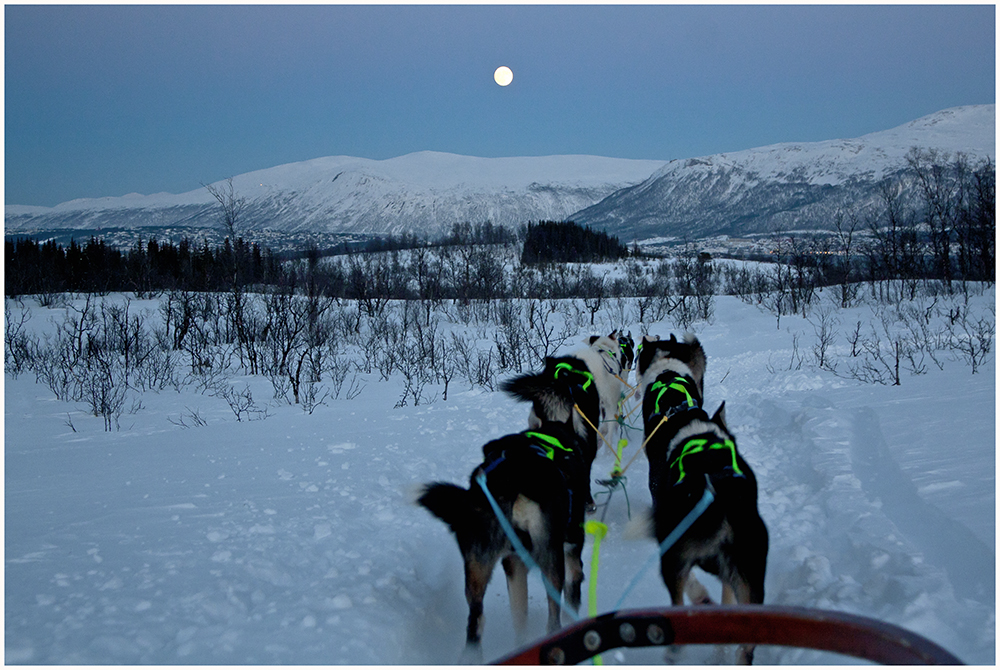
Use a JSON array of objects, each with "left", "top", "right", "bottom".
[
  {"left": 4, "top": 152, "right": 666, "bottom": 239},
  {"left": 6, "top": 106, "right": 994, "bottom": 242},
  {"left": 572, "top": 105, "right": 995, "bottom": 242}
]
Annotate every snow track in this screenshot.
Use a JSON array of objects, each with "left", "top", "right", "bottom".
[{"left": 5, "top": 293, "right": 994, "bottom": 664}]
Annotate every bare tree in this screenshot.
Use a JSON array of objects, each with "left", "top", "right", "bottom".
[{"left": 204, "top": 178, "right": 247, "bottom": 240}]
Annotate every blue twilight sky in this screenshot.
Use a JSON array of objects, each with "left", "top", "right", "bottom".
[{"left": 5, "top": 4, "right": 996, "bottom": 207}]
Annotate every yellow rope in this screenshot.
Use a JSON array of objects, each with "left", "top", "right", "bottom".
[
  {"left": 584, "top": 520, "right": 609, "bottom": 666},
  {"left": 618, "top": 413, "right": 670, "bottom": 476},
  {"left": 573, "top": 403, "right": 618, "bottom": 458}
]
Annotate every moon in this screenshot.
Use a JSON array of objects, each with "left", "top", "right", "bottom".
[{"left": 494, "top": 66, "right": 513, "bottom": 87}]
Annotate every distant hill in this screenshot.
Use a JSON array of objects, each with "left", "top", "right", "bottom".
[
  {"left": 4, "top": 153, "right": 665, "bottom": 240},
  {"left": 571, "top": 105, "right": 995, "bottom": 242}
]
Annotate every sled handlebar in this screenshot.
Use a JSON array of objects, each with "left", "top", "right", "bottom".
[{"left": 492, "top": 604, "right": 963, "bottom": 665}]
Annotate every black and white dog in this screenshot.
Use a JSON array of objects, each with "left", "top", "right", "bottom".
[
  {"left": 635, "top": 334, "right": 769, "bottom": 665},
  {"left": 416, "top": 421, "right": 589, "bottom": 658},
  {"left": 501, "top": 333, "right": 627, "bottom": 502},
  {"left": 617, "top": 330, "right": 636, "bottom": 377}
]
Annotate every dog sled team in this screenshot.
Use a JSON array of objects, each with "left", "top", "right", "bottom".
[{"left": 417, "top": 330, "right": 769, "bottom": 664}]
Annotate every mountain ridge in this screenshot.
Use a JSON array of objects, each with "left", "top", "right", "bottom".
[
  {"left": 6, "top": 105, "right": 994, "bottom": 241},
  {"left": 573, "top": 104, "right": 994, "bottom": 241}
]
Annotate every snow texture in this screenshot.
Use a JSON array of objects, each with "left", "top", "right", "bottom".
[{"left": 5, "top": 291, "right": 995, "bottom": 664}]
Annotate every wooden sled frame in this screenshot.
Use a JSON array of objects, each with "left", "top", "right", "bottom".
[{"left": 492, "top": 605, "right": 964, "bottom": 665}]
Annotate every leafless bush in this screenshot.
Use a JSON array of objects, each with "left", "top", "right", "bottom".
[
  {"left": 212, "top": 381, "right": 270, "bottom": 422},
  {"left": 947, "top": 306, "right": 995, "bottom": 373},
  {"left": 300, "top": 379, "right": 331, "bottom": 414},
  {"left": 77, "top": 357, "right": 128, "bottom": 431},
  {"left": 168, "top": 406, "right": 209, "bottom": 428},
  {"left": 809, "top": 307, "right": 839, "bottom": 371},
  {"left": 493, "top": 300, "right": 528, "bottom": 373},
  {"left": 523, "top": 300, "right": 576, "bottom": 367},
  {"left": 34, "top": 338, "right": 77, "bottom": 401},
  {"left": 845, "top": 317, "right": 903, "bottom": 386},
  {"left": 4, "top": 302, "right": 37, "bottom": 378}
]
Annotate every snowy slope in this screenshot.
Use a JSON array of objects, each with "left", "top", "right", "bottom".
[
  {"left": 573, "top": 104, "right": 995, "bottom": 240},
  {"left": 5, "top": 288, "right": 994, "bottom": 665},
  {"left": 7, "top": 105, "right": 994, "bottom": 242},
  {"left": 3, "top": 152, "right": 666, "bottom": 239}
]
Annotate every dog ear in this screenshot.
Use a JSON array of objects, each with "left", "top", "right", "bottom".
[
  {"left": 607, "top": 331, "right": 618, "bottom": 341},
  {"left": 588, "top": 335, "right": 599, "bottom": 345},
  {"left": 711, "top": 401, "right": 728, "bottom": 432},
  {"left": 668, "top": 333, "right": 678, "bottom": 343}
]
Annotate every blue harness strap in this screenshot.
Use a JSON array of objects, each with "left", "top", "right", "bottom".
[
  {"left": 613, "top": 478, "right": 715, "bottom": 611},
  {"left": 475, "top": 471, "right": 579, "bottom": 623}
]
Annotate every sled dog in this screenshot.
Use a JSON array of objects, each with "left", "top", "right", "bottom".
[
  {"left": 636, "top": 333, "right": 707, "bottom": 506},
  {"left": 617, "top": 330, "right": 637, "bottom": 377},
  {"left": 636, "top": 334, "right": 769, "bottom": 665},
  {"left": 416, "top": 421, "right": 589, "bottom": 658},
  {"left": 500, "top": 333, "right": 627, "bottom": 494}
]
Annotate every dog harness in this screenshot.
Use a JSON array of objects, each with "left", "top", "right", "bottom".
[
  {"left": 649, "top": 375, "right": 699, "bottom": 417},
  {"left": 554, "top": 361, "right": 594, "bottom": 391},
  {"left": 481, "top": 429, "right": 576, "bottom": 476},
  {"left": 669, "top": 433, "right": 744, "bottom": 484},
  {"left": 524, "top": 430, "right": 574, "bottom": 460},
  {"left": 479, "top": 429, "right": 580, "bottom": 535}
]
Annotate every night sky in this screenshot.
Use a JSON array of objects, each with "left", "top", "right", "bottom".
[{"left": 5, "top": 4, "right": 995, "bottom": 207}]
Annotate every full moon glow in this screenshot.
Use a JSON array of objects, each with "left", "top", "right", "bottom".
[{"left": 493, "top": 66, "right": 513, "bottom": 87}]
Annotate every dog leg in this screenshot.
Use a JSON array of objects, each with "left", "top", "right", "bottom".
[
  {"left": 729, "top": 575, "right": 759, "bottom": 665},
  {"left": 684, "top": 575, "right": 714, "bottom": 605},
  {"left": 660, "top": 558, "right": 691, "bottom": 607},
  {"left": 463, "top": 557, "right": 497, "bottom": 646},
  {"left": 539, "top": 542, "right": 566, "bottom": 634},
  {"left": 563, "top": 542, "right": 584, "bottom": 613},
  {"left": 502, "top": 555, "right": 529, "bottom": 641},
  {"left": 721, "top": 582, "right": 736, "bottom": 605}
]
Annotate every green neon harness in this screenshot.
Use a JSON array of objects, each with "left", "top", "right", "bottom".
[
  {"left": 554, "top": 361, "right": 594, "bottom": 391},
  {"left": 649, "top": 375, "right": 698, "bottom": 415},
  {"left": 670, "top": 434, "right": 743, "bottom": 483},
  {"left": 524, "top": 430, "right": 574, "bottom": 460}
]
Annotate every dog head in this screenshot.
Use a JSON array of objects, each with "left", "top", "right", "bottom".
[
  {"left": 637, "top": 333, "right": 706, "bottom": 396},
  {"left": 611, "top": 330, "right": 636, "bottom": 371},
  {"left": 587, "top": 332, "right": 626, "bottom": 376}
]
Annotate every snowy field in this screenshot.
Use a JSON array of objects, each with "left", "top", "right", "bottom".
[{"left": 5, "top": 288, "right": 995, "bottom": 664}]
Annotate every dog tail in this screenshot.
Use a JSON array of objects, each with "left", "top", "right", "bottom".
[
  {"left": 622, "top": 508, "right": 656, "bottom": 540},
  {"left": 500, "top": 371, "right": 551, "bottom": 403},
  {"left": 416, "top": 482, "right": 478, "bottom": 535}
]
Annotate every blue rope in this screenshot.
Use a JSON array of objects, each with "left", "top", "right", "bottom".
[
  {"left": 474, "top": 472, "right": 579, "bottom": 623},
  {"left": 612, "top": 483, "right": 715, "bottom": 611}
]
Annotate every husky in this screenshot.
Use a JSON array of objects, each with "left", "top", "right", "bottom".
[
  {"left": 500, "top": 333, "right": 627, "bottom": 501},
  {"left": 636, "top": 334, "right": 768, "bottom": 665},
  {"left": 416, "top": 421, "right": 589, "bottom": 659},
  {"left": 616, "top": 330, "right": 637, "bottom": 377},
  {"left": 636, "top": 333, "right": 707, "bottom": 506}
]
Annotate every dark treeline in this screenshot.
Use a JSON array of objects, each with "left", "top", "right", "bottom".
[
  {"left": 521, "top": 220, "right": 631, "bottom": 264},
  {"left": 289, "top": 221, "right": 521, "bottom": 259},
  {"left": 5, "top": 236, "right": 280, "bottom": 298}
]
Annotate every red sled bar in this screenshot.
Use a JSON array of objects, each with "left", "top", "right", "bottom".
[{"left": 493, "top": 605, "right": 964, "bottom": 665}]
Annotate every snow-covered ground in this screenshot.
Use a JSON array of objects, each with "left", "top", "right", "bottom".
[{"left": 5, "top": 289, "right": 995, "bottom": 664}]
